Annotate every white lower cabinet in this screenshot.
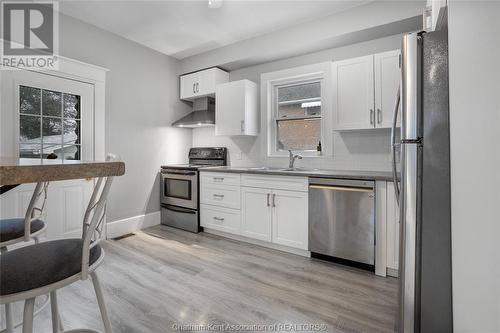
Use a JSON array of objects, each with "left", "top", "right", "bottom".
[
  {"left": 200, "top": 172, "right": 308, "bottom": 253},
  {"left": 200, "top": 204, "right": 241, "bottom": 234},
  {"left": 386, "top": 181, "right": 400, "bottom": 273},
  {"left": 241, "top": 187, "right": 272, "bottom": 242},
  {"left": 375, "top": 180, "right": 400, "bottom": 277},
  {"left": 271, "top": 190, "right": 308, "bottom": 250},
  {"left": 241, "top": 186, "right": 308, "bottom": 250}
]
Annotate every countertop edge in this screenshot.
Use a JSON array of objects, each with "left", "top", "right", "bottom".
[
  {"left": 0, "top": 161, "right": 126, "bottom": 185},
  {"left": 198, "top": 167, "right": 396, "bottom": 181}
]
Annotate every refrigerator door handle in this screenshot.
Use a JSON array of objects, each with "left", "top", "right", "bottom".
[{"left": 391, "top": 86, "right": 401, "bottom": 205}]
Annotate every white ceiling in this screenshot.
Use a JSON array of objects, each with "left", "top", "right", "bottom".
[{"left": 58, "top": 0, "right": 373, "bottom": 59}]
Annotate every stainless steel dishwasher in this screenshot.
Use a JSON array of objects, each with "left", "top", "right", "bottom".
[{"left": 308, "top": 178, "right": 375, "bottom": 270}]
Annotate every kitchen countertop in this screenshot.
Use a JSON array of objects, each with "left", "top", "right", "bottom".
[
  {"left": 0, "top": 158, "right": 126, "bottom": 185},
  {"left": 200, "top": 166, "right": 396, "bottom": 181}
]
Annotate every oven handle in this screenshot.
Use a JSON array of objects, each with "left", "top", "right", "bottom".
[
  {"left": 161, "top": 171, "right": 197, "bottom": 176},
  {"left": 161, "top": 205, "right": 197, "bottom": 214}
]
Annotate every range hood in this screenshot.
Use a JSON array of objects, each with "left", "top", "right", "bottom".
[{"left": 172, "top": 97, "right": 215, "bottom": 128}]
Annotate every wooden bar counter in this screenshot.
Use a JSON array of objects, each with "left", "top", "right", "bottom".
[{"left": 0, "top": 158, "right": 125, "bottom": 186}]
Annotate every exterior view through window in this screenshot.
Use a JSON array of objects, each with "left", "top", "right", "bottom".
[
  {"left": 19, "top": 85, "right": 81, "bottom": 160},
  {"left": 275, "top": 81, "right": 321, "bottom": 151}
]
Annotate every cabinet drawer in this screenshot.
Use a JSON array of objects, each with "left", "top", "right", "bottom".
[
  {"left": 241, "top": 174, "right": 308, "bottom": 192},
  {"left": 200, "top": 172, "right": 240, "bottom": 187},
  {"left": 201, "top": 184, "right": 241, "bottom": 209},
  {"left": 200, "top": 204, "right": 240, "bottom": 235}
]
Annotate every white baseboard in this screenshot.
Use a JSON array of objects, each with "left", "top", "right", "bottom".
[
  {"left": 203, "top": 227, "right": 310, "bottom": 258},
  {"left": 106, "top": 211, "right": 160, "bottom": 239}
]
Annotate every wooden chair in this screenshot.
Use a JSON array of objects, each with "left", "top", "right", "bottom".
[
  {"left": 0, "top": 181, "right": 49, "bottom": 332},
  {"left": 0, "top": 174, "right": 115, "bottom": 333}
]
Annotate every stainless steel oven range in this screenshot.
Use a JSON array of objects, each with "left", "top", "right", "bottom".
[{"left": 160, "top": 147, "right": 227, "bottom": 232}]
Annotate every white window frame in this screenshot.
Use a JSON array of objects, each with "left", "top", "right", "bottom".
[{"left": 261, "top": 62, "right": 332, "bottom": 158}]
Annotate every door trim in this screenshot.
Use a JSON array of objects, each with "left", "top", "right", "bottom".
[{"left": 1, "top": 53, "right": 108, "bottom": 160}]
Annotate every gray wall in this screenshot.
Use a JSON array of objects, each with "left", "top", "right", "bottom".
[
  {"left": 192, "top": 34, "right": 401, "bottom": 171},
  {"left": 58, "top": 14, "right": 192, "bottom": 222},
  {"left": 448, "top": 1, "right": 500, "bottom": 331}
]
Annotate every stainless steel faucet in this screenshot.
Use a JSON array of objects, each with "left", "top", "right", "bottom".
[{"left": 288, "top": 150, "right": 303, "bottom": 168}]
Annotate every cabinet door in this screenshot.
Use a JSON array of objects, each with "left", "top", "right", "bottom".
[
  {"left": 333, "top": 55, "right": 375, "bottom": 130},
  {"left": 386, "top": 182, "right": 400, "bottom": 272},
  {"left": 215, "top": 80, "right": 245, "bottom": 136},
  {"left": 180, "top": 72, "right": 199, "bottom": 100},
  {"left": 271, "top": 190, "right": 308, "bottom": 250},
  {"left": 374, "top": 50, "right": 401, "bottom": 128},
  {"left": 241, "top": 187, "right": 272, "bottom": 241},
  {"left": 196, "top": 69, "right": 211, "bottom": 97}
]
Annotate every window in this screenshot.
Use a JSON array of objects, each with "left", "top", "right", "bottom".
[
  {"left": 19, "top": 85, "right": 81, "bottom": 160},
  {"left": 263, "top": 62, "right": 331, "bottom": 157},
  {"left": 274, "top": 81, "right": 322, "bottom": 152}
]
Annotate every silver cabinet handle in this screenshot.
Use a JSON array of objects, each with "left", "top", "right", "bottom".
[
  {"left": 193, "top": 83, "right": 196, "bottom": 94},
  {"left": 266, "top": 193, "right": 270, "bottom": 207},
  {"left": 370, "top": 109, "right": 374, "bottom": 125},
  {"left": 213, "top": 177, "right": 224, "bottom": 182},
  {"left": 272, "top": 194, "right": 276, "bottom": 207},
  {"left": 213, "top": 216, "right": 224, "bottom": 222},
  {"left": 377, "top": 108, "right": 382, "bottom": 124},
  {"left": 213, "top": 194, "right": 224, "bottom": 199}
]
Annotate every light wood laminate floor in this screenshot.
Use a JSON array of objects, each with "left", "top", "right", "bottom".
[{"left": 5, "top": 225, "right": 398, "bottom": 332}]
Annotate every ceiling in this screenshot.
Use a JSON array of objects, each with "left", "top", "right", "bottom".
[{"left": 58, "top": 0, "right": 373, "bottom": 59}]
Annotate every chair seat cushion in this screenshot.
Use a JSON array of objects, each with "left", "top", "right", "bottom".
[
  {"left": 0, "top": 239, "right": 102, "bottom": 296},
  {"left": 0, "top": 218, "right": 45, "bottom": 243}
]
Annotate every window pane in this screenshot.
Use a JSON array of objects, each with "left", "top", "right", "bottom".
[
  {"left": 63, "top": 94, "right": 80, "bottom": 119},
  {"left": 20, "top": 115, "right": 41, "bottom": 143},
  {"left": 42, "top": 117, "right": 62, "bottom": 157},
  {"left": 63, "top": 119, "right": 80, "bottom": 145},
  {"left": 42, "top": 90, "right": 62, "bottom": 117},
  {"left": 19, "top": 144, "right": 42, "bottom": 159},
  {"left": 277, "top": 118, "right": 321, "bottom": 151},
  {"left": 62, "top": 145, "right": 80, "bottom": 160},
  {"left": 20, "top": 86, "right": 41, "bottom": 115},
  {"left": 277, "top": 82, "right": 321, "bottom": 118}
]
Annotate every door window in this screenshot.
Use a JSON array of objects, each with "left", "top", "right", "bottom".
[
  {"left": 19, "top": 85, "right": 81, "bottom": 160},
  {"left": 165, "top": 178, "right": 192, "bottom": 200}
]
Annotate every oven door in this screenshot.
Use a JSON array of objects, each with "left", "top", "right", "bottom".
[{"left": 160, "top": 171, "right": 197, "bottom": 210}]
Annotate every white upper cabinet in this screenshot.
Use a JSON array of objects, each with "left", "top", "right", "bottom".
[
  {"left": 374, "top": 50, "right": 401, "bottom": 129},
  {"left": 180, "top": 68, "right": 229, "bottom": 101},
  {"left": 333, "top": 55, "right": 375, "bottom": 130},
  {"left": 333, "top": 50, "right": 400, "bottom": 130},
  {"left": 215, "top": 79, "right": 259, "bottom": 136}
]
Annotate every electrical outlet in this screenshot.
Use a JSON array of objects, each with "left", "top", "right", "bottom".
[{"left": 235, "top": 151, "right": 242, "bottom": 160}]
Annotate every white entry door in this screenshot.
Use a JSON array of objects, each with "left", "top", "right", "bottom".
[{"left": 0, "top": 69, "right": 95, "bottom": 240}]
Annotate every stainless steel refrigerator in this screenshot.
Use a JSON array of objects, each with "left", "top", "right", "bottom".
[{"left": 391, "top": 13, "right": 453, "bottom": 333}]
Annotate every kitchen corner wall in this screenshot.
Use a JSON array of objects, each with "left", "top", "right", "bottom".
[
  {"left": 58, "top": 14, "right": 192, "bottom": 222},
  {"left": 192, "top": 34, "right": 402, "bottom": 171}
]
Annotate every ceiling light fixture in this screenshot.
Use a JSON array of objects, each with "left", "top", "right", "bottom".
[{"left": 208, "top": 0, "right": 223, "bottom": 9}]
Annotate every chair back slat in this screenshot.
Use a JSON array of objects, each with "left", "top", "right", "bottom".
[
  {"left": 80, "top": 154, "right": 119, "bottom": 280},
  {"left": 23, "top": 182, "right": 49, "bottom": 242}
]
